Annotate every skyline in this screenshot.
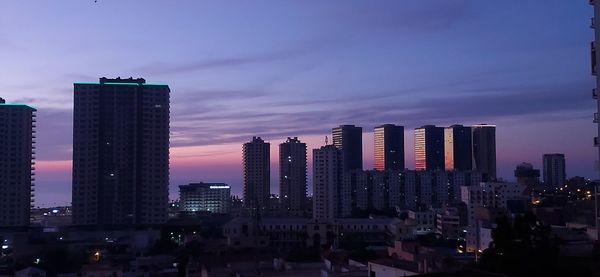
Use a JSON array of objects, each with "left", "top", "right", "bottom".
[{"left": 0, "top": 1, "right": 595, "bottom": 206}]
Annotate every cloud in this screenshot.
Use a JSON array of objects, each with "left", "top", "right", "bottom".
[{"left": 169, "top": 80, "right": 592, "bottom": 147}]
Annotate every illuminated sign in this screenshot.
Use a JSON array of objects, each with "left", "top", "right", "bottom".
[{"left": 209, "top": 186, "right": 230, "bottom": 189}]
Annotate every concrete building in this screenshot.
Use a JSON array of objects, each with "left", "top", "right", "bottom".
[
  {"left": 0, "top": 99, "right": 36, "bottom": 227},
  {"left": 332, "top": 125, "right": 363, "bottom": 171},
  {"left": 407, "top": 210, "right": 436, "bottom": 235},
  {"left": 444, "top": 125, "right": 473, "bottom": 171},
  {"left": 591, "top": 0, "right": 600, "bottom": 242},
  {"left": 243, "top": 136, "right": 270, "bottom": 213},
  {"left": 514, "top": 162, "right": 540, "bottom": 187},
  {"left": 279, "top": 137, "right": 308, "bottom": 215},
  {"left": 472, "top": 124, "right": 496, "bottom": 180},
  {"left": 72, "top": 77, "right": 170, "bottom": 225},
  {"left": 414, "top": 125, "right": 444, "bottom": 171},
  {"left": 374, "top": 124, "right": 405, "bottom": 171},
  {"left": 222, "top": 217, "right": 403, "bottom": 250},
  {"left": 179, "top": 182, "right": 231, "bottom": 215},
  {"left": 347, "top": 170, "right": 482, "bottom": 214},
  {"left": 543, "top": 153, "right": 566, "bottom": 187},
  {"left": 436, "top": 203, "right": 468, "bottom": 240},
  {"left": 313, "top": 145, "right": 342, "bottom": 219},
  {"left": 460, "top": 182, "right": 525, "bottom": 252}
]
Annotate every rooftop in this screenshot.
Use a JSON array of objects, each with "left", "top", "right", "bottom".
[
  {"left": 74, "top": 77, "right": 168, "bottom": 87},
  {"left": 0, "top": 102, "right": 36, "bottom": 110}
]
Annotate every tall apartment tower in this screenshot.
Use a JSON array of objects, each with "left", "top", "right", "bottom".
[
  {"left": 0, "top": 98, "right": 36, "bottom": 227},
  {"left": 414, "top": 125, "right": 445, "bottom": 171},
  {"left": 332, "top": 125, "right": 363, "bottom": 171},
  {"left": 374, "top": 124, "right": 405, "bottom": 171},
  {"left": 243, "top": 136, "right": 270, "bottom": 212},
  {"left": 444, "top": 125, "right": 473, "bottom": 171},
  {"left": 72, "top": 77, "right": 170, "bottom": 225},
  {"left": 590, "top": 0, "right": 600, "bottom": 241},
  {"left": 472, "top": 124, "right": 497, "bottom": 180},
  {"left": 542, "top": 154, "right": 566, "bottom": 187},
  {"left": 279, "top": 137, "right": 308, "bottom": 214},
  {"left": 313, "top": 145, "right": 342, "bottom": 219}
]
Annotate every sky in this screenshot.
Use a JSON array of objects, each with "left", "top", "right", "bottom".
[{"left": 0, "top": 1, "right": 596, "bottom": 207}]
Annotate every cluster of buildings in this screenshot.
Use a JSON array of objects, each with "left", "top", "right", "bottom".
[
  {"left": 236, "top": 124, "right": 498, "bottom": 219},
  {"left": 0, "top": 76, "right": 592, "bottom": 276}
]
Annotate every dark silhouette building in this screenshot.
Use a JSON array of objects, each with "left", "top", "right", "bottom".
[
  {"left": 279, "top": 137, "right": 308, "bottom": 215},
  {"left": 72, "top": 77, "right": 170, "bottom": 225},
  {"left": 0, "top": 98, "right": 36, "bottom": 227},
  {"left": 414, "top": 125, "right": 444, "bottom": 171},
  {"left": 514, "top": 162, "right": 540, "bottom": 187},
  {"left": 313, "top": 145, "right": 342, "bottom": 219},
  {"left": 332, "top": 125, "right": 363, "bottom": 171},
  {"left": 543, "top": 153, "right": 566, "bottom": 187},
  {"left": 243, "top": 136, "right": 270, "bottom": 212},
  {"left": 374, "top": 124, "right": 405, "bottom": 171},
  {"left": 472, "top": 124, "right": 496, "bottom": 180}
]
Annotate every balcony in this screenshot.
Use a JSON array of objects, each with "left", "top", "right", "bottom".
[
  {"left": 594, "top": 89, "right": 598, "bottom": 99},
  {"left": 592, "top": 17, "right": 596, "bottom": 29}
]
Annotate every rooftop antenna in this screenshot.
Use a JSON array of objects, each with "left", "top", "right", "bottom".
[{"left": 325, "top": 136, "right": 328, "bottom": 145}]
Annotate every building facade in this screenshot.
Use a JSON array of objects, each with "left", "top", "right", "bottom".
[
  {"left": 543, "top": 153, "right": 566, "bottom": 187},
  {"left": 179, "top": 183, "right": 231, "bottom": 215},
  {"left": 313, "top": 145, "right": 342, "bottom": 219},
  {"left": 460, "top": 182, "right": 525, "bottom": 252},
  {"left": 279, "top": 137, "right": 308, "bottom": 215},
  {"left": 374, "top": 124, "right": 405, "bottom": 171},
  {"left": 414, "top": 125, "right": 444, "bottom": 171},
  {"left": 0, "top": 98, "right": 36, "bottom": 227},
  {"left": 243, "top": 136, "right": 270, "bottom": 213},
  {"left": 590, "top": 0, "right": 600, "bottom": 241},
  {"left": 472, "top": 124, "right": 496, "bottom": 180},
  {"left": 72, "top": 78, "right": 170, "bottom": 225},
  {"left": 332, "top": 125, "right": 363, "bottom": 171},
  {"left": 444, "top": 125, "right": 473, "bottom": 171}
]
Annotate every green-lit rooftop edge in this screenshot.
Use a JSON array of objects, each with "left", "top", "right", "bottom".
[
  {"left": 0, "top": 103, "right": 36, "bottom": 109},
  {"left": 74, "top": 82, "right": 169, "bottom": 86}
]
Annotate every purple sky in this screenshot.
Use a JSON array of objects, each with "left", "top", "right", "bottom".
[{"left": 0, "top": 1, "right": 595, "bottom": 207}]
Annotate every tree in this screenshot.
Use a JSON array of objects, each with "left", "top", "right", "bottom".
[{"left": 478, "top": 212, "right": 558, "bottom": 276}]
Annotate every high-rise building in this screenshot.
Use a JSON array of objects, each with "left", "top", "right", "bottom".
[
  {"left": 589, "top": 0, "right": 600, "bottom": 241},
  {"left": 543, "top": 154, "right": 566, "bottom": 187},
  {"left": 313, "top": 145, "right": 342, "bottom": 219},
  {"left": 0, "top": 98, "right": 36, "bottom": 227},
  {"left": 243, "top": 136, "right": 270, "bottom": 212},
  {"left": 461, "top": 182, "right": 524, "bottom": 252},
  {"left": 472, "top": 124, "right": 496, "bottom": 180},
  {"left": 374, "top": 124, "right": 405, "bottom": 171},
  {"left": 279, "top": 137, "right": 308, "bottom": 215},
  {"left": 444, "top": 125, "right": 473, "bottom": 171},
  {"left": 72, "top": 77, "right": 170, "bottom": 225},
  {"left": 332, "top": 125, "right": 363, "bottom": 171},
  {"left": 414, "top": 125, "right": 444, "bottom": 171},
  {"left": 179, "top": 183, "right": 231, "bottom": 215}
]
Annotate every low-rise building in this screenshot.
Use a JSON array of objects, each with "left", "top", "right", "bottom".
[
  {"left": 368, "top": 259, "right": 418, "bottom": 277},
  {"left": 179, "top": 183, "right": 231, "bottom": 215}
]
